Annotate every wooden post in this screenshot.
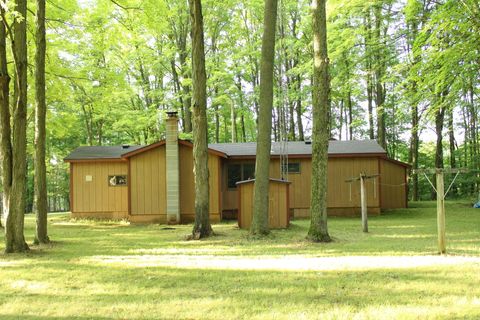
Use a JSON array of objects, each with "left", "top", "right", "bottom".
[
  {"left": 436, "top": 169, "right": 446, "bottom": 254},
  {"left": 360, "top": 173, "right": 368, "bottom": 233}
]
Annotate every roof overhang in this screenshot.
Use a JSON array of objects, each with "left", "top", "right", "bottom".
[{"left": 121, "top": 139, "right": 228, "bottom": 159}]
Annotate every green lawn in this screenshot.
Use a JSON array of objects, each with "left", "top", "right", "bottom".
[{"left": 1, "top": 201, "right": 480, "bottom": 319}]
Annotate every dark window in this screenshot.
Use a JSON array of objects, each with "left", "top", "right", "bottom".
[
  {"left": 108, "top": 175, "right": 128, "bottom": 186},
  {"left": 227, "top": 163, "right": 256, "bottom": 189},
  {"left": 282, "top": 162, "right": 301, "bottom": 174},
  {"left": 227, "top": 164, "right": 241, "bottom": 188},
  {"left": 242, "top": 163, "right": 255, "bottom": 180}
]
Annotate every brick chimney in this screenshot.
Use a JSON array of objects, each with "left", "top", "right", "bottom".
[{"left": 166, "top": 111, "right": 180, "bottom": 224}]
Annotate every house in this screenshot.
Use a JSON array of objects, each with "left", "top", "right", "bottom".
[{"left": 65, "top": 112, "right": 409, "bottom": 224}]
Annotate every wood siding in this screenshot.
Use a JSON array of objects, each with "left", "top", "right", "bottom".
[
  {"left": 327, "top": 158, "right": 380, "bottom": 209},
  {"left": 129, "top": 143, "right": 221, "bottom": 222},
  {"left": 238, "top": 180, "right": 289, "bottom": 229},
  {"left": 380, "top": 159, "right": 407, "bottom": 209},
  {"left": 71, "top": 162, "right": 128, "bottom": 219},
  {"left": 223, "top": 157, "right": 384, "bottom": 217},
  {"left": 130, "top": 146, "right": 166, "bottom": 216},
  {"left": 179, "top": 144, "right": 221, "bottom": 223}
]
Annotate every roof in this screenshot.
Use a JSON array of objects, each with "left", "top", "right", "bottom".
[
  {"left": 208, "top": 140, "right": 386, "bottom": 157},
  {"left": 65, "top": 139, "right": 388, "bottom": 161},
  {"left": 64, "top": 145, "right": 143, "bottom": 161}
]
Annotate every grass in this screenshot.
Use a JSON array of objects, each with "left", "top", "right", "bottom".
[{"left": 0, "top": 201, "right": 479, "bottom": 319}]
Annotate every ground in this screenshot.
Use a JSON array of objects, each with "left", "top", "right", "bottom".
[{"left": 0, "top": 201, "right": 479, "bottom": 319}]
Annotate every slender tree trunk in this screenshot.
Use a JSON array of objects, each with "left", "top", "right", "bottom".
[
  {"left": 432, "top": 100, "right": 445, "bottom": 200},
  {"left": 347, "top": 89, "right": 353, "bottom": 140},
  {"left": 34, "top": 0, "right": 49, "bottom": 244},
  {"left": 4, "top": 0, "right": 29, "bottom": 253},
  {"left": 189, "top": 0, "right": 212, "bottom": 238},
  {"left": 364, "top": 12, "right": 375, "bottom": 140},
  {"left": 410, "top": 99, "right": 419, "bottom": 201},
  {"left": 308, "top": 0, "right": 331, "bottom": 243},
  {"left": 180, "top": 55, "right": 192, "bottom": 133},
  {"left": 251, "top": 0, "right": 278, "bottom": 235},
  {"left": 339, "top": 99, "right": 344, "bottom": 140},
  {"left": 231, "top": 100, "right": 237, "bottom": 143},
  {"left": 213, "top": 88, "right": 220, "bottom": 143},
  {"left": 241, "top": 114, "right": 246, "bottom": 142},
  {"left": 295, "top": 74, "right": 304, "bottom": 141},
  {"left": 0, "top": 22, "right": 11, "bottom": 230},
  {"left": 170, "top": 59, "right": 186, "bottom": 130}
]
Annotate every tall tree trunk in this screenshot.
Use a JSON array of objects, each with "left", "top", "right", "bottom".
[
  {"left": 308, "top": 0, "right": 331, "bottom": 243},
  {"left": 189, "top": 0, "right": 212, "bottom": 238},
  {"left": 432, "top": 100, "right": 445, "bottom": 200},
  {"left": 4, "top": 0, "right": 29, "bottom": 253},
  {"left": 0, "top": 22, "right": 11, "bottom": 230},
  {"left": 295, "top": 74, "right": 304, "bottom": 141},
  {"left": 170, "top": 59, "right": 186, "bottom": 130},
  {"left": 231, "top": 100, "right": 237, "bottom": 143},
  {"left": 364, "top": 12, "right": 375, "bottom": 140},
  {"left": 34, "top": 0, "right": 49, "bottom": 244},
  {"left": 251, "top": 0, "right": 278, "bottom": 235},
  {"left": 373, "top": 5, "right": 386, "bottom": 149},
  {"left": 347, "top": 89, "right": 353, "bottom": 140},
  {"left": 241, "top": 114, "right": 246, "bottom": 142},
  {"left": 448, "top": 108, "right": 456, "bottom": 169},
  {"left": 213, "top": 87, "right": 220, "bottom": 143},
  {"left": 410, "top": 98, "right": 419, "bottom": 201}
]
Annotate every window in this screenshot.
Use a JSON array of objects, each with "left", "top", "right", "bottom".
[
  {"left": 108, "top": 175, "right": 127, "bottom": 186},
  {"left": 281, "top": 162, "right": 301, "bottom": 174},
  {"left": 242, "top": 163, "right": 255, "bottom": 180},
  {"left": 227, "top": 165, "right": 241, "bottom": 189},
  {"left": 227, "top": 163, "right": 255, "bottom": 189}
]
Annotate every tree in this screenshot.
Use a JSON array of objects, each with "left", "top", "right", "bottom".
[
  {"left": 189, "top": 0, "right": 212, "bottom": 238},
  {"left": 34, "top": 0, "right": 50, "bottom": 244},
  {"left": 2, "top": 0, "right": 29, "bottom": 253},
  {"left": 250, "top": 0, "right": 278, "bottom": 235},
  {"left": 307, "top": 0, "right": 331, "bottom": 242}
]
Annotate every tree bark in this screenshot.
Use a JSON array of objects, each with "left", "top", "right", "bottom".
[
  {"left": 307, "top": 0, "right": 331, "bottom": 242},
  {"left": 189, "top": 0, "right": 212, "bottom": 238},
  {"left": 34, "top": 0, "right": 49, "bottom": 244},
  {"left": 364, "top": 11, "right": 375, "bottom": 140},
  {"left": 295, "top": 74, "right": 304, "bottom": 141},
  {"left": 251, "top": 0, "right": 278, "bottom": 235},
  {"left": 4, "top": 0, "right": 29, "bottom": 253},
  {"left": 0, "top": 21, "right": 11, "bottom": 230}
]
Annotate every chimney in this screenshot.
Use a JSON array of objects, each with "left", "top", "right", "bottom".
[{"left": 166, "top": 111, "right": 180, "bottom": 224}]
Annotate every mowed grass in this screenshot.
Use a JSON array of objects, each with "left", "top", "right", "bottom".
[{"left": 0, "top": 201, "right": 479, "bottom": 319}]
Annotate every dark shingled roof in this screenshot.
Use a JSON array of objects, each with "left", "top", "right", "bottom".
[
  {"left": 64, "top": 145, "right": 143, "bottom": 160},
  {"left": 208, "top": 140, "right": 386, "bottom": 157},
  {"left": 65, "top": 140, "right": 386, "bottom": 161}
]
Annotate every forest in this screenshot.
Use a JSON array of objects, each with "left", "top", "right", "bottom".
[{"left": 0, "top": 0, "right": 479, "bottom": 212}]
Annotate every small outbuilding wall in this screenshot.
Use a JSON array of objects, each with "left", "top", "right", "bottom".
[
  {"left": 380, "top": 158, "right": 408, "bottom": 209},
  {"left": 237, "top": 179, "right": 290, "bottom": 229},
  {"left": 71, "top": 161, "right": 129, "bottom": 219}
]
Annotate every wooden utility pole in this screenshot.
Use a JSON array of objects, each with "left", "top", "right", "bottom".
[
  {"left": 360, "top": 173, "right": 368, "bottom": 233},
  {"left": 346, "top": 172, "right": 378, "bottom": 233},
  {"left": 416, "top": 167, "right": 465, "bottom": 254},
  {"left": 436, "top": 169, "right": 446, "bottom": 254}
]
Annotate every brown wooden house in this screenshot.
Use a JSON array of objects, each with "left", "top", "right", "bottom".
[{"left": 65, "top": 113, "right": 409, "bottom": 223}]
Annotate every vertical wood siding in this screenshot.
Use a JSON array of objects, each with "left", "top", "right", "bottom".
[
  {"left": 179, "top": 144, "right": 221, "bottom": 222},
  {"left": 130, "top": 146, "right": 166, "bottom": 216},
  {"left": 380, "top": 159, "right": 407, "bottom": 209},
  {"left": 238, "top": 180, "right": 289, "bottom": 229},
  {"left": 223, "top": 157, "right": 384, "bottom": 216},
  {"left": 72, "top": 162, "right": 128, "bottom": 217}
]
